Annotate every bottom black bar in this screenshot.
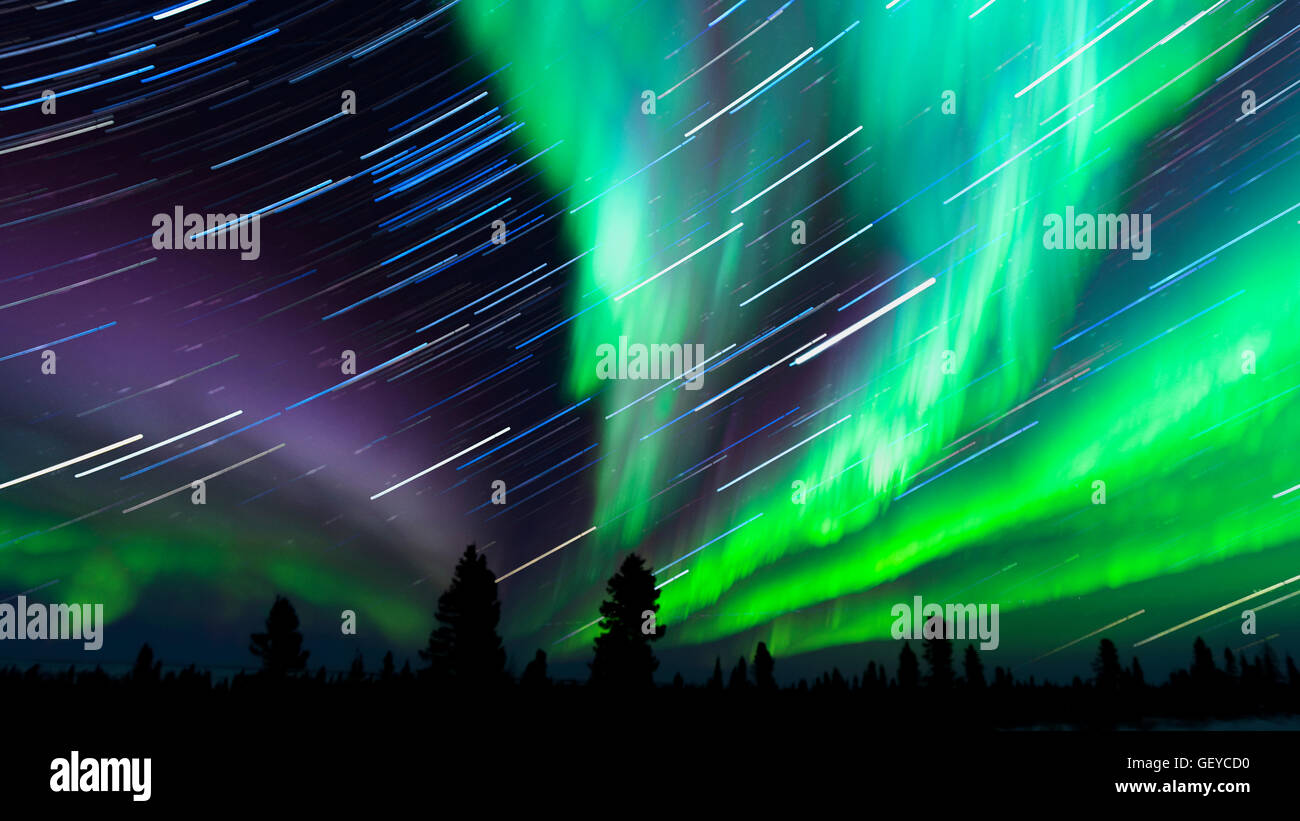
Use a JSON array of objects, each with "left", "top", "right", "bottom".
[{"left": 3, "top": 693, "right": 1292, "bottom": 808}]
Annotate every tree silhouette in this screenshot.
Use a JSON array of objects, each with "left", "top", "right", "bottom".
[
  {"left": 1190, "top": 637, "right": 1216, "bottom": 684},
  {"left": 922, "top": 616, "right": 955, "bottom": 688},
  {"left": 249, "top": 595, "right": 310, "bottom": 677},
  {"left": 1092, "top": 638, "right": 1122, "bottom": 692},
  {"left": 993, "top": 666, "right": 1011, "bottom": 688},
  {"left": 132, "top": 643, "right": 161, "bottom": 685},
  {"left": 1129, "top": 656, "right": 1145, "bottom": 688},
  {"left": 753, "top": 642, "right": 776, "bottom": 691},
  {"left": 1223, "top": 647, "right": 1238, "bottom": 679},
  {"left": 1261, "top": 645, "right": 1280, "bottom": 685},
  {"left": 897, "top": 642, "right": 919, "bottom": 689},
  {"left": 520, "top": 649, "right": 550, "bottom": 688},
  {"left": 728, "top": 656, "right": 748, "bottom": 690},
  {"left": 589, "top": 553, "right": 664, "bottom": 688},
  {"left": 707, "top": 657, "right": 724, "bottom": 690},
  {"left": 420, "top": 544, "right": 508, "bottom": 689},
  {"left": 963, "top": 644, "right": 985, "bottom": 688},
  {"left": 346, "top": 653, "right": 367, "bottom": 686}
]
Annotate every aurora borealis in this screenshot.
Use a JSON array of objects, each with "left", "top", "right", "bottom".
[{"left": 1, "top": 0, "right": 1298, "bottom": 682}]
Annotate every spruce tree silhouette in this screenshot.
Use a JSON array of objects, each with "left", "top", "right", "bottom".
[
  {"left": 1244, "top": 653, "right": 1258, "bottom": 687},
  {"left": 1261, "top": 645, "right": 1280, "bottom": 685},
  {"left": 993, "top": 666, "right": 1010, "bottom": 688},
  {"left": 249, "top": 595, "right": 310, "bottom": 678},
  {"left": 753, "top": 642, "right": 776, "bottom": 691},
  {"left": 420, "top": 544, "right": 508, "bottom": 689},
  {"left": 707, "top": 657, "right": 724, "bottom": 690},
  {"left": 728, "top": 656, "right": 748, "bottom": 690},
  {"left": 1130, "top": 656, "right": 1145, "bottom": 688},
  {"left": 380, "top": 651, "right": 396, "bottom": 683},
  {"left": 347, "top": 653, "right": 365, "bottom": 685},
  {"left": 1190, "top": 637, "right": 1217, "bottom": 685},
  {"left": 963, "top": 644, "right": 985, "bottom": 688},
  {"left": 589, "top": 553, "right": 663, "bottom": 688},
  {"left": 520, "top": 649, "right": 550, "bottom": 688},
  {"left": 132, "top": 643, "right": 162, "bottom": 685},
  {"left": 922, "top": 616, "right": 955, "bottom": 688},
  {"left": 897, "top": 642, "right": 919, "bottom": 689},
  {"left": 1092, "top": 638, "right": 1122, "bottom": 692},
  {"left": 868, "top": 657, "right": 889, "bottom": 691}
]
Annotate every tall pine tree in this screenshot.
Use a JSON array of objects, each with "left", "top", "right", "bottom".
[
  {"left": 897, "top": 642, "right": 920, "bottom": 689},
  {"left": 420, "top": 545, "right": 508, "bottom": 689},
  {"left": 753, "top": 642, "right": 776, "bottom": 691},
  {"left": 963, "top": 644, "right": 985, "bottom": 688},
  {"left": 728, "top": 656, "right": 748, "bottom": 690},
  {"left": 707, "top": 657, "right": 724, "bottom": 690},
  {"left": 1190, "top": 637, "right": 1217, "bottom": 685},
  {"left": 1092, "top": 638, "right": 1123, "bottom": 692},
  {"left": 922, "top": 615, "right": 955, "bottom": 688},
  {"left": 589, "top": 553, "right": 664, "bottom": 688},
  {"left": 249, "top": 595, "right": 310, "bottom": 678}
]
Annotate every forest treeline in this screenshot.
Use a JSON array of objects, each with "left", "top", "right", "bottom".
[{"left": 3, "top": 545, "right": 1298, "bottom": 728}]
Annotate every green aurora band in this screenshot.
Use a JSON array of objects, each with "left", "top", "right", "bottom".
[{"left": 460, "top": 1, "right": 1300, "bottom": 660}]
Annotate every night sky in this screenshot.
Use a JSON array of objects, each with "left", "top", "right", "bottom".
[{"left": 2, "top": 0, "right": 1299, "bottom": 685}]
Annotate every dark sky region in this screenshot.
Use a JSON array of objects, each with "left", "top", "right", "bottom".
[{"left": 2, "top": 0, "right": 1299, "bottom": 686}]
